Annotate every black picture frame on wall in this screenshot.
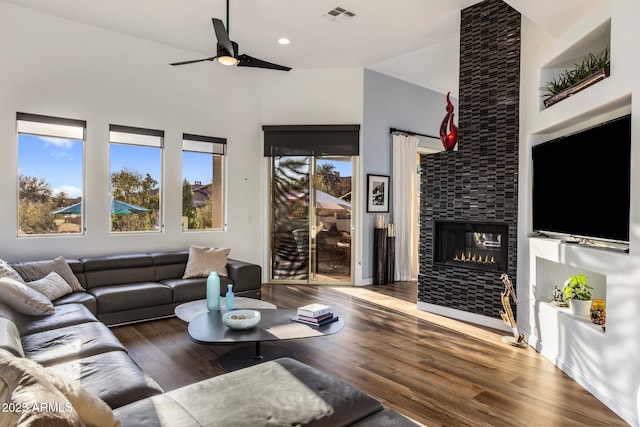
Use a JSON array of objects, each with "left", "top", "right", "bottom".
[{"left": 366, "top": 174, "right": 390, "bottom": 212}]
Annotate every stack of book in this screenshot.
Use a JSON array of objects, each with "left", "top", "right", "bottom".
[{"left": 292, "top": 303, "right": 339, "bottom": 326}]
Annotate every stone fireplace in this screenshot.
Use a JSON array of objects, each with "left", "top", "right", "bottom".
[
  {"left": 434, "top": 221, "right": 508, "bottom": 272},
  {"left": 418, "top": 0, "right": 520, "bottom": 321}
]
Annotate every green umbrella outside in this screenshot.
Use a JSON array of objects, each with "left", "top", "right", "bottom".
[{"left": 50, "top": 199, "right": 150, "bottom": 215}]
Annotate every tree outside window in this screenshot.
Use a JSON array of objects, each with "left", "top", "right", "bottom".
[
  {"left": 182, "top": 134, "right": 226, "bottom": 231},
  {"left": 109, "top": 125, "right": 163, "bottom": 233},
  {"left": 17, "top": 113, "right": 85, "bottom": 236}
]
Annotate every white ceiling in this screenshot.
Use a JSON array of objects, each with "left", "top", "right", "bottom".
[{"left": 2, "top": 0, "right": 606, "bottom": 96}]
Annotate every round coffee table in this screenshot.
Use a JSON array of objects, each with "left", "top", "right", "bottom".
[
  {"left": 188, "top": 308, "right": 344, "bottom": 371},
  {"left": 175, "top": 297, "right": 276, "bottom": 322}
]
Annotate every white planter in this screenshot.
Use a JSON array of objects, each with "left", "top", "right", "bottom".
[{"left": 569, "top": 299, "right": 592, "bottom": 317}]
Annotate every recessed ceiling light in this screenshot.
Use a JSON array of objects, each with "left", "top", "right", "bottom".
[{"left": 278, "top": 38, "right": 290, "bottom": 45}]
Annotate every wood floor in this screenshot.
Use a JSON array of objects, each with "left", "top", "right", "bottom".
[{"left": 112, "top": 282, "right": 627, "bottom": 426}]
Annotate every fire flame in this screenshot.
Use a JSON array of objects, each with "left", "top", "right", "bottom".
[{"left": 453, "top": 252, "right": 495, "bottom": 264}]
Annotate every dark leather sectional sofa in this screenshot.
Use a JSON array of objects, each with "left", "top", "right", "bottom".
[
  {"left": 0, "top": 250, "right": 421, "bottom": 426},
  {"left": 13, "top": 250, "right": 262, "bottom": 326}
]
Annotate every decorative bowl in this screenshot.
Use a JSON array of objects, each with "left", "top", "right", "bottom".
[{"left": 222, "top": 310, "right": 261, "bottom": 330}]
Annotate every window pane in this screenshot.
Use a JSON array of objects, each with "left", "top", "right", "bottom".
[
  {"left": 109, "top": 137, "right": 162, "bottom": 233},
  {"left": 182, "top": 135, "right": 225, "bottom": 231},
  {"left": 17, "top": 119, "right": 84, "bottom": 236}
]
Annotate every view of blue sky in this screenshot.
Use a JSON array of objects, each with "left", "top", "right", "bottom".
[
  {"left": 18, "top": 134, "right": 83, "bottom": 198},
  {"left": 18, "top": 135, "right": 215, "bottom": 200}
]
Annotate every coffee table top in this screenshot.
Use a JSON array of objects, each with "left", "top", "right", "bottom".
[
  {"left": 188, "top": 308, "right": 344, "bottom": 344},
  {"left": 175, "top": 297, "right": 276, "bottom": 322}
]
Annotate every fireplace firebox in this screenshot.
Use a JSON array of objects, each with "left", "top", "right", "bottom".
[{"left": 434, "top": 221, "right": 508, "bottom": 272}]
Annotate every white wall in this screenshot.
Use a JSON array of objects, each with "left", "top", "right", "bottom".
[
  {"left": 517, "top": 0, "right": 640, "bottom": 423},
  {"left": 0, "top": 3, "right": 366, "bottom": 280},
  {"left": 362, "top": 70, "right": 454, "bottom": 282}
]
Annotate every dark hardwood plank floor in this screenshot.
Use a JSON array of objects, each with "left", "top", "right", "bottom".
[{"left": 112, "top": 283, "right": 627, "bottom": 426}]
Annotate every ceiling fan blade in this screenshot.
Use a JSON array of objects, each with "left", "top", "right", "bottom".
[
  {"left": 212, "top": 18, "right": 235, "bottom": 57},
  {"left": 237, "top": 54, "right": 291, "bottom": 71},
  {"left": 170, "top": 57, "right": 216, "bottom": 66}
]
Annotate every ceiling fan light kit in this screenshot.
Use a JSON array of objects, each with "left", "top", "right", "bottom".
[{"left": 170, "top": 0, "right": 290, "bottom": 71}]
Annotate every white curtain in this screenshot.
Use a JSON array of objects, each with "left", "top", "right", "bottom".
[{"left": 392, "top": 133, "right": 419, "bottom": 281}]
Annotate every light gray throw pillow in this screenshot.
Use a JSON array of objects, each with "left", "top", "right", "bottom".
[
  {"left": 0, "top": 259, "right": 24, "bottom": 283},
  {"left": 12, "top": 256, "right": 84, "bottom": 291},
  {"left": 0, "top": 276, "right": 54, "bottom": 315},
  {"left": 25, "top": 271, "right": 73, "bottom": 301}
]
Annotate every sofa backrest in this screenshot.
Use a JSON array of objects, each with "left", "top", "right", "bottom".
[
  {"left": 80, "top": 254, "right": 156, "bottom": 289},
  {"left": 150, "top": 251, "right": 188, "bottom": 281}
]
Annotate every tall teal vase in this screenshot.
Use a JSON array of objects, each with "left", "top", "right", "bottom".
[
  {"left": 206, "top": 272, "right": 221, "bottom": 311},
  {"left": 225, "top": 284, "right": 235, "bottom": 310}
]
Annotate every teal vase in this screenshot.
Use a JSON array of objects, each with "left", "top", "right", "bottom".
[
  {"left": 225, "top": 284, "right": 235, "bottom": 310},
  {"left": 206, "top": 272, "right": 221, "bottom": 311}
]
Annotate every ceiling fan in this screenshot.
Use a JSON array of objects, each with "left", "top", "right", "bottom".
[{"left": 170, "top": 0, "right": 291, "bottom": 71}]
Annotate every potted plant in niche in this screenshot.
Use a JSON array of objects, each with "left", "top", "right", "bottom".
[
  {"left": 541, "top": 48, "right": 610, "bottom": 108},
  {"left": 562, "top": 275, "right": 593, "bottom": 317}
]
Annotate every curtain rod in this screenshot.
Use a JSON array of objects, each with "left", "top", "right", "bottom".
[{"left": 389, "top": 127, "right": 437, "bottom": 139}]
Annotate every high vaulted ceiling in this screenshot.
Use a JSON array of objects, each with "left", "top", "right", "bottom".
[{"left": 2, "top": 0, "right": 605, "bottom": 95}]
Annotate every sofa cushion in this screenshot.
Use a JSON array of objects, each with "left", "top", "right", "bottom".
[
  {"left": 150, "top": 251, "right": 188, "bottom": 281},
  {"left": 21, "top": 322, "right": 126, "bottom": 366},
  {"left": 164, "top": 358, "right": 384, "bottom": 427},
  {"left": 160, "top": 276, "right": 232, "bottom": 303},
  {"left": 81, "top": 254, "right": 156, "bottom": 289},
  {"left": 54, "top": 291, "right": 98, "bottom": 315},
  {"left": 49, "top": 351, "right": 163, "bottom": 409},
  {"left": 0, "top": 353, "right": 120, "bottom": 427},
  {"left": 14, "top": 303, "right": 97, "bottom": 337},
  {"left": 0, "top": 276, "right": 54, "bottom": 316},
  {"left": 89, "top": 283, "right": 172, "bottom": 313},
  {"left": 25, "top": 271, "right": 73, "bottom": 301},
  {"left": 182, "top": 246, "right": 230, "bottom": 278},
  {"left": 12, "top": 256, "right": 84, "bottom": 291},
  {"left": 113, "top": 393, "right": 199, "bottom": 426}
]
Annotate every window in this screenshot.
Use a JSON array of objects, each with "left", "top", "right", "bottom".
[
  {"left": 181, "top": 133, "right": 226, "bottom": 231},
  {"left": 109, "top": 124, "right": 163, "bottom": 233},
  {"left": 17, "top": 113, "right": 85, "bottom": 236}
]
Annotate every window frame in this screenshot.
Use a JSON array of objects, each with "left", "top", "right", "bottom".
[
  {"left": 108, "top": 124, "right": 164, "bottom": 234},
  {"left": 181, "top": 133, "right": 227, "bottom": 232},
  {"left": 16, "top": 112, "right": 86, "bottom": 237}
]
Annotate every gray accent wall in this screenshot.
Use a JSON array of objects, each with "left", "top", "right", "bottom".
[{"left": 362, "top": 69, "right": 456, "bottom": 281}]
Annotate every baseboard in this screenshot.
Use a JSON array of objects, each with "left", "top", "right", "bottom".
[{"left": 416, "top": 302, "right": 511, "bottom": 332}]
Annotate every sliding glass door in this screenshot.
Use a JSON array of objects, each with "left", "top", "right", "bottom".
[{"left": 270, "top": 156, "right": 353, "bottom": 283}]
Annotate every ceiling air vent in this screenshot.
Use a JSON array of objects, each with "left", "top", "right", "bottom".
[{"left": 324, "top": 6, "right": 356, "bottom": 22}]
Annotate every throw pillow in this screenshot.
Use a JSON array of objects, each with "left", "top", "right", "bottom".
[
  {"left": 182, "top": 246, "right": 231, "bottom": 279},
  {"left": 0, "top": 353, "right": 83, "bottom": 426},
  {"left": 25, "top": 272, "right": 73, "bottom": 301},
  {"left": 0, "top": 277, "right": 54, "bottom": 316},
  {"left": 0, "top": 259, "right": 24, "bottom": 283},
  {"left": 0, "top": 353, "right": 121, "bottom": 427},
  {"left": 12, "top": 256, "right": 84, "bottom": 292}
]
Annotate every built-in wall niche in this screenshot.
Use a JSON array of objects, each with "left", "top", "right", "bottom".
[
  {"left": 535, "top": 257, "right": 606, "bottom": 330},
  {"left": 539, "top": 20, "right": 611, "bottom": 111}
]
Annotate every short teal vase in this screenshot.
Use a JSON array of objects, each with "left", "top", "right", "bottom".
[
  {"left": 206, "top": 272, "right": 221, "bottom": 311},
  {"left": 225, "top": 284, "right": 235, "bottom": 310}
]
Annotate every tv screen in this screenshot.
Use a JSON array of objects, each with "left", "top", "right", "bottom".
[{"left": 532, "top": 114, "right": 631, "bottom": 242}]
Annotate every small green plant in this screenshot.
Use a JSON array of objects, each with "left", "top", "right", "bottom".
[
  {"left": 541, "top": 49, "right": 610, "bottom": 100},
  {"left": 562, "top": 275, "right": 593, "bottom": 301}
]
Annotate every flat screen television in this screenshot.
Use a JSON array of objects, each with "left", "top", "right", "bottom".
[{"left": 532, "top": 114, "right": 631, "bottom": 243}]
